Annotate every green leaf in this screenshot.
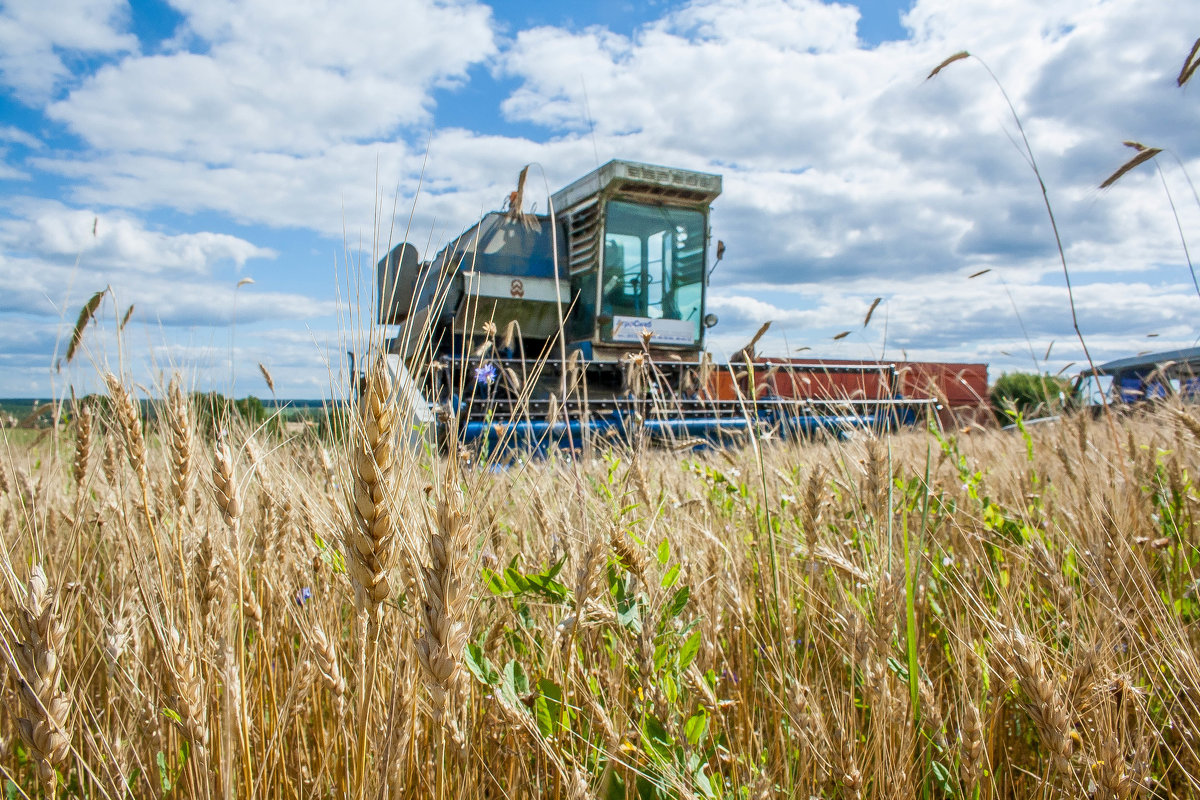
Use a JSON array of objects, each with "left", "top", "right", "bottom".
[
  {"left": 617, "top": 593, "right": 642, "bottom": 632},
  {"left": 641, "top": 714, "right": 673, "bottom": 762},
  {"left": 662, "top": 585, "right": 690, "bottom": 622},
  {"left": 683, "top": 708, "right": 709, "bottom": 745},
  {"left": 510, "top": 659, "right": 530, "bottom": 694},
  {"left": 465, "top": 642, "right": 501, "bottom": 686},
  {"left": 504, "top": 566, "right": 531, "bottom": 595},
  {"left": 660, "top": 563, "right": 680, "bottom": 589},
  {"left": 662, "top": 672, "right": 678, "bottom": 704},
  {"left": 6, "top": 780, "right": 19, "bottom": 800},
  {"left": 500, "top": 660, "right": 530, "bottom": 712},
  {"left": 605, "top": 772, "right": 627, "bottom": 800},
  {"left": 930, "top": 759, "right": 953, "bottom": 793},
  {"left": 535, "top": 678, "right": 565, "bottom": 739},
  {"left": 656, "top": 539, "right": 670, "bottom": 565},
  {"left": 524, "top": 571, "right": 571, "bottom": 603},
  {"left": 156, "top": 751, "right": 172, "bottom": 794},
  {"left": 161, "top": 707, "right": 183, "bottom": 726},
  {"left": 653, "top": 639, "right": 670, "bottom": 673},
  {"left": 544, "top": 556, "right": 566, "bottom": 581},
  {"left": 679, "top": 629, "right": 702, "bottom": 670},
  {"left": 694, "top": 763, "right": 715, "bottom": 798},
  {"left": 481, "top": 568, "right": 509, "bottom": 595}
]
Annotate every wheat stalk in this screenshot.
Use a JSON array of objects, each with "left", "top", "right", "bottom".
[
  {"left": 212, "top": 435, "right": 253, "bottom": 791},
  {"left": 345, "top": 355, "right": 399, "bottom": 797}
]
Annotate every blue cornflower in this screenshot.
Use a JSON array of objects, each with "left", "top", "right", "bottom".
[
  {"left": 474, "top": 363, "right": 498, "bottom": 384},
  {"left": 295, "top": 586, "right": 313, "bottom": 606}
]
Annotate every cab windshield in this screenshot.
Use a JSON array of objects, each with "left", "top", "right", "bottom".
[{"left": 601, "top": 200, "right": 705, "bottom": 342}]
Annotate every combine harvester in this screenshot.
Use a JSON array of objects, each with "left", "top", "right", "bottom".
[{"left": 365, "top": 160, "right": 988, "bottom": 452}]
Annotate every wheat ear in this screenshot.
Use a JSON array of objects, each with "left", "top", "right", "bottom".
[
  {"left": 72, "top": 402, "right": 92, "bottom": 492},
  {"left": 194, "top": 527, "right": 229, "bottom": 640},
  {"left": 104, "top": 373, "right": 147, "bottom": 486},
  {"left": 311, "top": 624, "right": 347, "bottom": 718},
  {"left": 166, "top": 628, "right": 209, "bottom": 767},
  {"left": 1003, "top": 629, "right": 1073, "bottom": 773},
  {"left": 213, "top": 438, "right": 242, "bottom": 533},
  {"left": 106, "top": 373, "right": 172, "bottom": 597},
  {"left": 416, "top": 471, "right": 471, "bottom": 724},
  {"left": 214, "top": 440, "right": 260, "bottom": 627},
  {"left": 347, "top": 356, "right": 398, "bottom": 620},
  {"left": 167, "top": 376, "right": 194, "bottom": 512},
  {"left": 13, "top": 566, "right": 72, "bottom": 796},
  {"left": 959, "top": 699, "right": 985, "bottom": 793}
]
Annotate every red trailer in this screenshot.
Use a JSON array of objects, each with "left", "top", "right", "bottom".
[{"left": 709, "top": 357, "right": 990, "bottom": 430}]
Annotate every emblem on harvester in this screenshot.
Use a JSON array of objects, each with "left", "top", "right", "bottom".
[{"left": 510, "top": 279, "right": 524, "bottom": 298}]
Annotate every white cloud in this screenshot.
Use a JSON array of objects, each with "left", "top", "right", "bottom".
[
  {"left": 0, "top": 152, "right": 28, "bottom": 180},
  {"left": 0, "top": 126, "right": 44, "bottom": 148},
  {"left": 0, "top": 312, "right": 347, "bottom": 398},
  {"left": 0, "top": 0, "right": 137, "bottom": 102},
  {"left": 0, "top": 205, "right": 330, "bottom": 381},
  {"left": 46, "top": 0, "right": 496, "bottom": 162},
  {"left": 0, "top": 201, "right": 275, "bottom": 273},
  {"left": 0, "top": 248, "right": 328, "bottom": 325}
]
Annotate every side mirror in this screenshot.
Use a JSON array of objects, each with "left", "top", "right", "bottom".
[{"left": 703, "top": 313, "right": 719, "bottom": 329}]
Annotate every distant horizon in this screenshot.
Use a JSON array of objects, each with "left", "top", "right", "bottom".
[{"left": 0, "top": 395, "right": 342, "bottom": 406}]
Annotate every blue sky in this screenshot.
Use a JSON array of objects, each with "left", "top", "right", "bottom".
[{"left": 1, "top": 0, "right": 1197, "bottom": 398}]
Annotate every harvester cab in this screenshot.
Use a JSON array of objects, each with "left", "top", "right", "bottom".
[{"left": 377, "top": 159, "right": 721, "bottom": 366}]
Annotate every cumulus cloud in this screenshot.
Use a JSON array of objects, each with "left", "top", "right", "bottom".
[
  {"left": 0, "top": 201, "right": 275, "bottom": 273},
  {"left": 46, "top": 0, "right": 496, "bottom": 162},
  {"left": 0, "top": 248, "right": 329, "bottom": 325},
  {"left": 0, "top": 204, "right": 329, "bottom": 360},
  {"left": 0, "top": 0, "right": 137, "bottom": 102}
]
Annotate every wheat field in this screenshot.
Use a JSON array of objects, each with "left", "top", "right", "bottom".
[{"left": 1, "top": 366, "right": 1199, "bottom": 800}]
